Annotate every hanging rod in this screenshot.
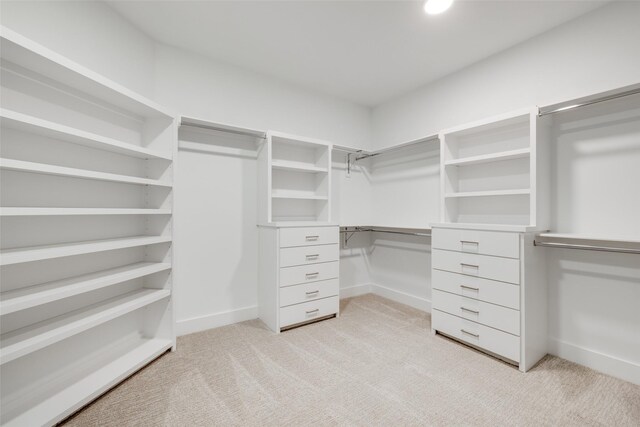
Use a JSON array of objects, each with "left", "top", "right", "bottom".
[
  {"left": 533, "top": 240, "right": 640, "bottom": 254},
  {"left": 355, "top": 135, "right": 440, "bottom": 161},
  {"left": 340, "top": 226, "right": 431, "bottom": 237},
  {"left": 538, "top": 83, "right": 640, "bottom": 117},
  {"left": 180, "top": 116, "right": 266, "bottom": 139}
]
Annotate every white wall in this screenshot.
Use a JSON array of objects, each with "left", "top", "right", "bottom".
[
  {"left": 368, "top": 1, "right": 640, "bottom": 383},
  {"left": 372, "top": 1, "right": 640, "bottom": 149},
  {"left": 0, "top": 0, "right": 156, "bottom": 98},
  {"left": 153, "top": 44, "right": 373, "bottom": 334}
]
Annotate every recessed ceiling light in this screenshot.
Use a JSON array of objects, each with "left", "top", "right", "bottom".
[{"left": 424, "top": 0, "right": 454, "bottom": 15}]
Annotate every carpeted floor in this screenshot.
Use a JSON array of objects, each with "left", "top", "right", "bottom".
[{"left": 63, "top": 294, "right": 640, "bottom": 426}]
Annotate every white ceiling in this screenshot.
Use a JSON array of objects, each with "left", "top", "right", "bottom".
[{"left": 108, "top": 0, "right": 607, "bottom": 107}]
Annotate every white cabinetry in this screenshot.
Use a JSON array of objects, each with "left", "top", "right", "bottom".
[
  {"left": 0, "top": 27, "right": 176, "bottom": 426},
  {"left": 257, "top": 131, "right": 338, "bottom": 332},
  {"left": 432, "top": 108, "right": 549, "bottom": 372}
]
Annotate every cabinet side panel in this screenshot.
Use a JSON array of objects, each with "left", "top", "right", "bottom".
[
  {"left": 520, "top": 233, "right": 548, "bottom": 371},
  {"left": 258, "top": 227, "right": 279, "bottom": 332}
]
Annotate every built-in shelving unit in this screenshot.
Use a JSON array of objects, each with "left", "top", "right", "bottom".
[
  {"left": 258, "top": 131, "right": 332, "bottom": 224},
  {"left": 439, "top": 107, "right": 549, "bottom": 229},
  {"left": 0, "top": 26, "right": 176, "bottom": 426}
]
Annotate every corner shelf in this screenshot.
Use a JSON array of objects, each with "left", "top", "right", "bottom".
[
  {"left": 0, "top": 235, "right": 172, "bottom": 266},
  {"left": 444, "top": 189, "right": 530, "bottom": 198},
  {"left": 271, "top": 160, "right": 328, "bottom": 173},
  {"left": 444, "top": 148, "right": 530, "bottom": 166},
  {"left": 0, "top": 158, "right": 172, "bottom": 188},
  {"left": 0, "top": 262, "right": 171, "bottom": 315},
  {"left": 271, "top": 192, "right": 329, "bottom": 200},
  {"left": 0, "top": 109, "right": 172, "bottom": 161},
  {"left": 0, "top": 288, "right": 170, "bottom": 365},
  {"left": 0, "top": 208, "right": 172, "bottom": 216}
]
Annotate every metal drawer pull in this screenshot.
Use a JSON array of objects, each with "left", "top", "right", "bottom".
[
  {"left": 305, "top": 272, "right": 319, "bottom": 277},
  {"left": 306, "top": 254, "right": 320, "bottom": 259},
  {"left": 460, "top": 329, "right": 479, "bottom": 338},
  {"left": 460, "top": 285, "right": 479, "bottom": 291},
  {"left": 460, "top": 240, "right": 479, "bottom": 245},
  {"left": 306, "top": 235, "right": 319, "bottom": 240},
  {"left": 461, "top": 306, "right": 479, "bottom": 314},
  {"left": 460, "top": 263, "right": 479, "bottom": 269},
  {"left": 306, "top": 309, "right": 319, "bottom": 314},
  {"left": 306, "top": 290, "right": 319, "bottom": 295}
]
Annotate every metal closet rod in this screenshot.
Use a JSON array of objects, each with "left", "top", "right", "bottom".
[
  {"left": 180, "top": 117, "right": 267, "bottom": 139},
  {"left": 340, "top": 226, "right": 431, "bottom": 237},
  {"left": 538, "top": 83, "right": 640, "bottom": 117},
  {"left": 334, "top": 135, "right": 439, "bottom": 161},
  {"left": 533, "top": 240, "right": 640, "bottom": 254}
]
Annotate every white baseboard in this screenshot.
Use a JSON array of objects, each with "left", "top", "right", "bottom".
[
  {"left": 340, "top": 283, "right": 372, "bottom": 298},
  {"left": 370, "top": 283, "right": 431, "bottom": 313},
  {"left": 176, "top": 305, "right": 258, "bottom": 336},
  {"left": 548, "top": 337, "right": 640, "bottom": 385}
]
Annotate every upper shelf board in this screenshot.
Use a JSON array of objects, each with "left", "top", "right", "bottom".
[
  {"left": 0, "top": 26, "right": 176, "bottom": 120},
  {"left": 0, "top": 109, "right": 172, "bottom": 160}
]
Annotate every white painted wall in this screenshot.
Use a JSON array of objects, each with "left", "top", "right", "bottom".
[
  {"left": 153, "top": 45, "right": 372, "bottom": 334},
  {"left": 369, "top": 1, "right": 640, "bottom": 383},
  {"left": 372, "top": 1, "right": 640, "bottom": 149},
  {"left": 0, "top": 0, "right": 156, "bottom": 98}
]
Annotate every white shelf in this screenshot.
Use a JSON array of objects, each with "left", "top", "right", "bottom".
[
  {"left": 0, "top": 109, "right": 172, "bottom": 160},
  {"left": 0, "top": 235, "right": 172, "bottom": 266},
  {"left": 444, "top": 189, "right": 530, "bottom": 198},
  {"left": 271, "top": 192, "right": 328, "bottom": 200},
  {"left": 0, "top": 262, "right": 171, "bottom": 315},
  {"left": 0, "top": 158, "right": 172, "bottom": 188},
  {"left": 271, "top": 160, "right": 327, "bottom": 173},
  {"left": 1, "top": 27, "right": 175, "bottom": 120},
  {"left": 431, "top": 222, "right": 540, "bottom": 233},
  {"left": 445, "top": 148, "right": 530, "bottom": 166},
  {"left": 2, "top": 337, "right": 172, "bottom": 427},
  {"left": 0, "top": 288, "right": 170, "bottom": 365},
  {"left": 0, "top": 207, "right": 171, "bottom": 216}
]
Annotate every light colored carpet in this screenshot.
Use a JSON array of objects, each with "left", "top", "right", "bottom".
[{"left": 63, "top": 294, "right": 640, "bottom": 426}]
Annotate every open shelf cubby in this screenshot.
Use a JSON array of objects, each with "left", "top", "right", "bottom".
[
  {"left": 258, "top": 131, "right": 332, "bottom": 224},
  {"left": 439, "top": 107, "right": 549, "bottom": 228}
]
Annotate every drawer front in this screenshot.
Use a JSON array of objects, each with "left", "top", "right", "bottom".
[
  {"left": 279, "top": 244, "right": 339, "bottom": 268},
  {"left": 432, "top": 249, "right": 520, "bottom": 284},
  {"left": 280, "top": 261, "right": 339, "bottom": 287},
  {"left": 280, "top": 279, "right": 339, "bottom": 307},
  {"left": 280, "top": 296, "right": 339, "bottom": 328},
  {"left": 432, "top": 269, "right": 520, "bottom": 310},
  {"left": 432, "top": 289, "right": 520, "bottom": 336},
  {"left": 432, "top": 309, "right": 520, "bottom": 362},
  {"left": 433, "top": 228, "right": 520, "bottom": 259},
  {"left": 279, "top": 227, "right": 339, "bottom": 248}
]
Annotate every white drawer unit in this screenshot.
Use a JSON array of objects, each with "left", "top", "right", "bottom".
[
  {"left": 432, "top": 269, "right": 520, "bottom": 310},
  {"left": 258, "top": 225, "right": 340, "bottom": 333},
  {"left": 280, "top": 296, "right": 340, "bottom": 329},
  {"left": 432, "top": 228, "right": 520, "bottom": 259},
  {"left": 432, "top": 249, "right": 520, "bottom": 284},
  {"left": 280, "top": 261, "right": 339, "bottom": 287},
  {"left": 280, "top": 279, "right": 339, "bottom": 307},
  {"left": 280, "top": 227, "right": 340, "bottom": 248},
  {"left": 431, "top": 225, "right": 547, "bottom": 372},
  {"left": 279, "top": 244, "right": 339, "bottom": 268},
  {"left": 432, "top": 289, "right": 520, "bottom": 336},
  {"left": 432, "top": 309, "right": 520, "bottom": 363}
]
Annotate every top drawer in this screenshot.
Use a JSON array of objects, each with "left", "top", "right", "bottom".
[
  {"left": 432, "top": 228, "right": 520, "bottom": 259},
  {"left": 279, "top": 227, "right": 339, "bottom": 248}
]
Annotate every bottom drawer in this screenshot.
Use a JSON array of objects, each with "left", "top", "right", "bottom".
[
  {"left": 432, "top": 309, "right": 520, "bottom": 363},
  {"left": 280, "top": 279, "right": 339, "bottom": 307},
  {"left": 280, "top": 296, "right": 339, "bottom": 328}
]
